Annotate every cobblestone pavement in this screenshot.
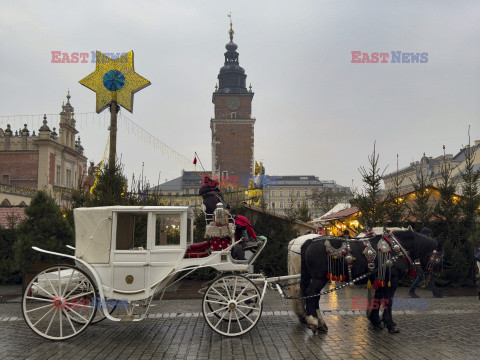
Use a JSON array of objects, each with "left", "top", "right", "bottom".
[{"left": 1, "top": 284, "right": 479, "bottom": 359}]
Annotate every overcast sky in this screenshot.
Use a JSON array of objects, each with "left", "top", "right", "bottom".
[{"left": 1, "top": 0, "right": 480, "bottom": 191}]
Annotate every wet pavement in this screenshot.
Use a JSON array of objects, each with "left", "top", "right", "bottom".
[{"left": 1, "top": 282, "right": 479, "bottom": 359}]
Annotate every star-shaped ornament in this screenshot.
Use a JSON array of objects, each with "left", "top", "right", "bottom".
[{"left": 79, "top": 51, "right": 151, "bottom": 113}]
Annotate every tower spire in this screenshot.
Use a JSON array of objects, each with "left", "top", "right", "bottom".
[
  {"left": 228, "top": 12, "right": 234, "bottom": 41},
  {"left": 216, "top": 14, "right": 247, "bottom": 93}
]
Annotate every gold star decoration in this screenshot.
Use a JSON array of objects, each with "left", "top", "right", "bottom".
[{"left": 79, "top": 51, "right": 151, "bottom": 113}]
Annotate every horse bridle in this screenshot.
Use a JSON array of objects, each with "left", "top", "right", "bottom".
[
  {"left": 382, "top": 228, "right": 414, "bottom": 269},
  {"left": 382, "top": 228, "right": 442, "bottom": 275}
]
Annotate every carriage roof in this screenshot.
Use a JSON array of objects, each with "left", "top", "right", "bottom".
[{"left": 73, "top": 206, "right": 193, "bottom": 264}]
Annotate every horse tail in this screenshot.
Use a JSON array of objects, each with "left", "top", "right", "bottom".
[{"left": 300, "top": 239, "right": 314, "bottom": 296}]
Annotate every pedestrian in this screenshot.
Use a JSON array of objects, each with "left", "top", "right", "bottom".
[
  {"left": 409, "top": 227, "right": 443, "bottom": 298},
  {"left": 474, "top": 239, "right": 480, "bottom": 301}
]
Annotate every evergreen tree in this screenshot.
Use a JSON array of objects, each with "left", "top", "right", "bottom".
[
  {"left": 0, "top": 220, "right": 22, "bottom": 284},
  {"left": 434, "top": 146, "right": 460, "bottom": 249},
  {"left": 90, "top": 161, "right": 128, "bottom": 206},
  {"left": 296, "top": 200, "right": 312, "bottom": 223},
  {"left": 351, "top": 143, "right": 386, "bottom": 228},
  {"left": 249, "top": 209, "right": 298, "bottom": 276},
  {"left": 14, "top": 191, "right": 74, "bottom": 272},
  {"left": 284, "top": 193, "right": 299, "bottom": 221},
  {"left": 383, "top": 155, "right": 406, "bottom": 226},
  {"left": 439, "top": 136, "right": 479, "bottom": 286},
  {"left": 459, "top": 140, "right": 480, "bottom": 235},
  {"left": 407, "top": 167, "right": 434, "bottom": 229}
]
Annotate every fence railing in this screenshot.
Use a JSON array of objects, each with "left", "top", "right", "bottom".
[{"left": 0, "top": 184, "right": 37, "bottom": 197}]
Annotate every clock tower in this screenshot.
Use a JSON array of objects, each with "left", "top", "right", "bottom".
[{"left": 211, "top": 21, "right": 255, "bottom": 183}]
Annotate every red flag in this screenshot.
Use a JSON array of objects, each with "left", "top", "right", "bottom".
[{"left": 193, "top": 156, "right": 197, "bottom": 165}]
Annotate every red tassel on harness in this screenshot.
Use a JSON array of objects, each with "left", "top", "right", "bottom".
[
  {"left": 327, "top": 273, "right": 330, "bottom": 280},
  {"left": 373, "top": 280, "right": 379, "bottom": 290},
  {"left": 407, "top": 269, "right": 417, "bottom": 278}
]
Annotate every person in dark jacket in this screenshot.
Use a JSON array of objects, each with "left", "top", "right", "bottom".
[
  {"left": 409, "top": 227, "right": 443, "bottom": 298},
  {"left": 199, "top": 174, "right": 229, "bottom": 214},
  {"left": 475, "top": 239, "right": 480, "bottom": 300},
  {"left": 231, "top": 215, "right": 258, "bottom": 260}
]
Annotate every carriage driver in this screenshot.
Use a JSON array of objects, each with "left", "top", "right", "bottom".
[{"left": 199, "top": 174, "right": 260, "bottom": 260}]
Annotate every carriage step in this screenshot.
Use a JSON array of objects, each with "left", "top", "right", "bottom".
[{"left": 120, "top": 315, "right": 135, "bottom": 322}]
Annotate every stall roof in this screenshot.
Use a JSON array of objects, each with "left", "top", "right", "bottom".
[{"left": 320, "top": 206, "right": 359, "bottom": 221}]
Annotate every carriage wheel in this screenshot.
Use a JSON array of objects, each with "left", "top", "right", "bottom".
[
  {"left": 203, "top": 274, "right": 262, "bottom": 337},
  {"left": 22, "top": 265, "right": 97, "bottom": 340},
  {"left": 206, "top": 278, "right": 254, "bottom": 322}
]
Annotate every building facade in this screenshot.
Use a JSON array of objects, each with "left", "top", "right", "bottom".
[
  {"left": 0, "top": 93, "right": 87, "bottom": 206},
  {"left": 211, "top": 22, "right": 255, "bottom": 181},
  {"left": 383, "top": 140, "right": 480, "bottom": 195},
  {"left": 263, "top": 176, "right": 352, "bottom": 219},
  {"left": 152, "top": 171, "right": 208, "bottom": 208}
]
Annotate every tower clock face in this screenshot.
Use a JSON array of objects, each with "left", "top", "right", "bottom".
[{"left": 226, "top": 97, "right": 240, "bottom": 111}]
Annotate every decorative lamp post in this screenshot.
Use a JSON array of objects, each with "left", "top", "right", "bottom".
[{"left": 79, "top": 51, "right": 151, "bottom": 169}]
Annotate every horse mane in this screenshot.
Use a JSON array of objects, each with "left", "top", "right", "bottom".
[{"left": 392, "top": 228, "right": 438, "bottom": 264}]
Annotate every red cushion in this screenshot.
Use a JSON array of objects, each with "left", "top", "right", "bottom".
[
  {"left": 210, "top": 237, "right": 232, "bottom": 251},
  {"left": 188, "top": 241, "right": 210, "bottom": 251}
]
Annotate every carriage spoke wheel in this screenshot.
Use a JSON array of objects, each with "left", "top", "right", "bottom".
[
  {"left": 203, "top": 274, "right": 262, "bottom": 337},
  {"left": 22, "top": 265, "right": 97, "bottom": 340}
]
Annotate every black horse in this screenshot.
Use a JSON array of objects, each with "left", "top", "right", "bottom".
[{"left": 298, "top": 228, "right": 442, "bottom": 333}]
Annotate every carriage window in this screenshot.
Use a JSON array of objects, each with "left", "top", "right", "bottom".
[
  {"left": 116, "top": 213, "right": 148, "bottom": 250},
  {"left": 155, "top": 214, "right": 181, "bottom": 246}
]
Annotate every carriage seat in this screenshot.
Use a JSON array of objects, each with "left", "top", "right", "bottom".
[
  {"left": 184, "top": 241, "right": 210, "bottom": 258},
  {"left": 210, "top": 237, "right": 232, "bottom": 251},
  {"left": 184, "top": 237, "right": 233, "bottom": 259}
]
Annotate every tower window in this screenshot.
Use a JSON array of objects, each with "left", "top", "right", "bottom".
[
  {"left": 1, "top": 175, "right": 10, "bottom": 185},
  {"left": 231, "top": 112, "right": 236, "bottom": 119},
  {"left": 56, "top": 166, "right": 61, "bottom": 185},
  {"left": 66, "top": 169, "right": 72, "bottom": 188}
]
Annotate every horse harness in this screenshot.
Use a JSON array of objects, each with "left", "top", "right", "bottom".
[{"left": 284, "top": 229, "right": 417, "bottom": 300}]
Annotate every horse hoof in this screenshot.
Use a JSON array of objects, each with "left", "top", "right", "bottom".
[
  {"left": 308, "top": 324, "right": 318, "bottom": 334},
  {"left": 388, "top": 327, "right": 400, "bottom": 334},
  {"left": 318, "top": 323, "right": 328, "bottom": 332},
  {"left": 298, "top": 317, "right": 307, "bottom": 324},
  {"left": 373, "top": 324, "right": 383, "bottom": 331}
]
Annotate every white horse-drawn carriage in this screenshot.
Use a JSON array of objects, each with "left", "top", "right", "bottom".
[{"left": 22, "top": 205, "right": 298, "bottom": 340}]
